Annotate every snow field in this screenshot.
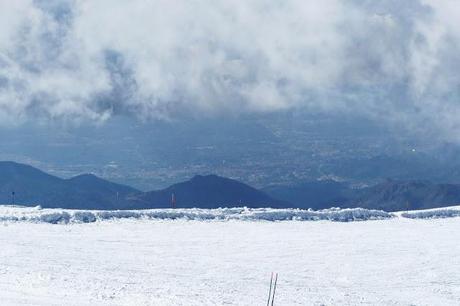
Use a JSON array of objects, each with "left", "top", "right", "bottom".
[{"left": 1, "top": 216, "right": 460, "bottom": 305}]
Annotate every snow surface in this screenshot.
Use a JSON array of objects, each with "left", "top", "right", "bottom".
[{"left": 1, "top": 206, "right": 460, "bottom": 305}]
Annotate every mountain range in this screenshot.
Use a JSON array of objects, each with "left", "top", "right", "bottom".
[
  {"left": 263, "top": 179, "right": 460, "bottom": 211},
  {"left": 0, "top": 161, "right": 283, "bottom": 209},
  {"left": 1, "top": 161, "right": 460, "bottom": 211}
]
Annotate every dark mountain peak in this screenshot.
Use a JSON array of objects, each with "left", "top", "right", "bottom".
[
  {"left": 134, "top": 174, "right": 287, "bottom": 209},
  {"left": 0, "top": 161, "right": 45, "bottom": 173},
  {"left": 0, "top": 161, "right": 61, "bottom": 183},
  {"left": 67, "top": 173, "right": 139, "bottom": 195},
  {"left": 0, "top": 161, "right": 138, "bottom": 209},
  {"left": 0, "top": 161, "right": 21, "bottom": 167}
]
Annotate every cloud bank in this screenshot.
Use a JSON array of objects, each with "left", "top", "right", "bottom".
[{"left": 0, "top": 0, "right": 459, "bottom": 139}]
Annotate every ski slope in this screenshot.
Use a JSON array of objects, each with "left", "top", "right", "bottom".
[{"left": 1, "top": 206, "right": 460, "bottom": 305}]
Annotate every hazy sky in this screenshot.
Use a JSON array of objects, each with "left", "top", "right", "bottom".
[{"left": 0, "top": 1, "right": 459, "bottom": 140}]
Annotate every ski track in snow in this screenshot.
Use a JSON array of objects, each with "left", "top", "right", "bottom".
[{"left": 0, "top": 206, "right": 460, "bottom": 305}]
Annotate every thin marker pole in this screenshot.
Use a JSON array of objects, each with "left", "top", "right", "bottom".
[
  {"left": 267, "top": 272, "right": 273, "bottom": 306},
  {"left": 271, "top": 273, "right": 278, "bottom": 306}
]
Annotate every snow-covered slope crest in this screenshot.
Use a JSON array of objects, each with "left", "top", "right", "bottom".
[
  {"left": 400, "top": 206, "right": 460, "bottom": 219},
  {"left": 0, "top": 206, "right": 393, "bottom": 224}
]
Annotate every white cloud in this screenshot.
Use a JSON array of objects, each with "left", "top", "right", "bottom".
[{"left": 0, "top": 0, "right": 459, "bottom": 140}]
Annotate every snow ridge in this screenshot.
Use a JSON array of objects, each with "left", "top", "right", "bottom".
[
  {"left": 0, "top": 206, "right": 393, "bottom": 224},
  {"left": 401, "top": 207, "right": 460, "bottom": 219}
]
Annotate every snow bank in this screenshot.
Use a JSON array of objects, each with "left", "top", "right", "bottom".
[
  {"left": 401, "top": 207, "right": 460, "bottom": 219},
  {"left": 0, "top": 206, "right": 393, "bottom": 224}
]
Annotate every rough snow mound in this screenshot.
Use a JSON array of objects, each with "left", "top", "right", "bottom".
[
  {"left": 0, "top": 206, "right": 393, "bottom": 224},
  {"left": 401, "top": 207, "right": 460, "bottom": 219}
]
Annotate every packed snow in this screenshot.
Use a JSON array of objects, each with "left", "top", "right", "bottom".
[{"left": 1, "top": 205, "right": 460, "bottom": 305}]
